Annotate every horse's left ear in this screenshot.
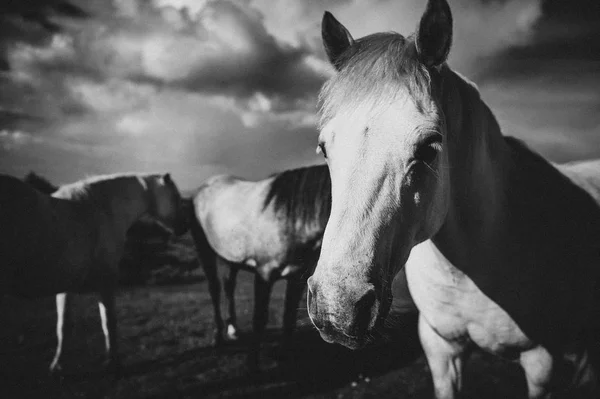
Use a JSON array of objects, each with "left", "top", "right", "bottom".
[
  {"left": 162, "top": 173, "right": 172, "bottom": 183},
  {"left": 416, "top": 0, "right": 453, "bottom": 68}
]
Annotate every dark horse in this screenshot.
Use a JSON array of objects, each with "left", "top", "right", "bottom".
[{"left": 0, "top": 173, "right": 188, "bottom": 374}]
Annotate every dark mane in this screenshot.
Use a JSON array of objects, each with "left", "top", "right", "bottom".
[
  {"left": 23, "top": 171, "right": 58, "bottom": 194},
  {"left": 263, "top": 164, "right": 331, "bottom": 236},
  {"left": 319, "top": 32, "right": 432, "bottom": 127}
]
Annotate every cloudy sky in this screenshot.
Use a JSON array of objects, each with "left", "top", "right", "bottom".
[{"left": 0, "top": 0, "right": 598, "bottom": 190}]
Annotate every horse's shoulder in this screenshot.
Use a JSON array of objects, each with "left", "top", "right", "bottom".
[{"left": 0, "top": 174, "right": 39, "bottom": 199}]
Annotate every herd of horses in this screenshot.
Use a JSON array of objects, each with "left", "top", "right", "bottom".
[{"left": 1, "top": 0, "right": 600, "bottom": 397}]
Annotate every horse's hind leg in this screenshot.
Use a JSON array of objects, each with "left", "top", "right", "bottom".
[
  {"left": 281, "top": 276, "right": 306, "bottom": 353},
  {"left": 50, "top": 293, "right": 72, "bottom": 373},
  {"left": 98, "top": 289, "right": 121, "bottom": 376},
  {"left": 203, "top": 255, "right": 225, "bottom": 346},
  {"left": 222, "top": 264, "right": 239, "bottom": 341},
  {"left": 248, "top": 273, "right": 274, "bottom": 371}
]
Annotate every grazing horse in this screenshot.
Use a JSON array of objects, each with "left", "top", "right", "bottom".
[
  {"left": 0, "top": 173, "right": 188, "bottom": 374},
  {"left": 307, "top": 1, "right": 600, "bottom": 398},
  {"left": 189, "top": 165, "right": 331, "bottom": 367}
]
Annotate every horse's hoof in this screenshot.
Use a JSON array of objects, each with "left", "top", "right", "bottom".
[
  {"left": 48, "top": 362, "right": 63, "bottom": 376},
  {"left": 226, "top": 324, "right": 239, "bottom": 341},
  {"left": 103, "top": 358, "right": 123, "bottom": 379}
]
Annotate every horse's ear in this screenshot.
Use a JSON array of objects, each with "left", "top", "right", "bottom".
[
  {"left": 162, "top": 173, "right": 172, "bottom": 184},
  {"left": 322, "top": 11, "right": 354, "bottom": 70},
  {"left": 416, "top": 0, "right": 453, "bottom": 68}
]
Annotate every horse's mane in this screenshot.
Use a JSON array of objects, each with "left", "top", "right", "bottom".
[
  {"left": 319, "top": 32, "right": 432, "bottom": 128},
  {"left": 263, "top": 164, "right": 331, "bottom": 236},
  {"left": 23, "top": 172, "right": 58, "bottom": 194},
  {"left": 53, "top": 173, "right": 152, "bottom": 205}
]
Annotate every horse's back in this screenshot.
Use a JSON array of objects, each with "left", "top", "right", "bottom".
[
  {"left": 193, "top": 174, "right": 286, "bottom": 266},
  {"left": 0, "top": 175, "right": 96, "bottom": 296},
  {"left": 557, "top": 159, "right": 600, "bottom": 205}
]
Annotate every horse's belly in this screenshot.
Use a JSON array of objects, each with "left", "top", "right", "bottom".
[
  {"left": 6, "top": 229, "right": 94, "bottom": 297},
  {"left": 201, "top": 203, "right": 286, "bottom": 265},
  {"left": 10, "top": 256, "right": 89, "bottom": 297},
  {"left": 407, "top": 241, "right": 532, "bottom": 356}
]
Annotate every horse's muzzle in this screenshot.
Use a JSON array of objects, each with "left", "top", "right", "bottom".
[{"left": 307, "top": 276, "right": 378, "bottom": 350}]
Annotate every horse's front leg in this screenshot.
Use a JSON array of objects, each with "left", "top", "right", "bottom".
[
  {"left": 419, "top": 316, "right": 467, "bottom": 399},
  {"left": 248, "top": 272, "right": 274, "bottom": 371},
  {"left": 519, "top": 345, "right": 554, "bottom": 398},
  {"left": 98, "top": 289, "right": 121, "bottom": 376},
  {"left": 222, "top": 263, "right": 239, "bottom": 341},
  {"left": 281, "top": 275, "right": 306, "bottom": 353},
  {"left": 49, "top": 293, "right": 71, "bottom": 373}
]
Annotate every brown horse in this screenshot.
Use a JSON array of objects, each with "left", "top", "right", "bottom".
[{"left": 0, "top": 172, "right": 188, "bottom": 374}]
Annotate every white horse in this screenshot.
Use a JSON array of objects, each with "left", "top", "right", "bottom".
[
  {"left": 308, "top": 1, "right": 600, "bottom": 397},
  {"left": 0, "top": 172, "right": 188, "bottom": 374}
]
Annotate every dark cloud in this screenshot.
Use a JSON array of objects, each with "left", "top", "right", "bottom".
[
  {"left": 1, "top": 0, "right": 328, "bottom": 127},
  {"left": 0, "top": 0, "right": 87, "bottom": 69},
  {"left": 543, "top": 0, "right": 600, "bottom": 22},
  {"left": 0, "top": 0, "right": 597, "bottom": 189},
  {"left": 479, "top": 0, "right": 600, "bottom": 79},
  {"left": 475, "top": 0, "right": 600, "bottom": 163}
]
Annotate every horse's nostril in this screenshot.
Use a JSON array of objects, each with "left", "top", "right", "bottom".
[
  {"left": 356, "top": 289, "right": 376, "bottom": 312},
  {"left": 354, "top": 288, "right": 377, "bottom": 333},
  {"left": 307, "top": 282, "right": 324, "bottom": 330}
]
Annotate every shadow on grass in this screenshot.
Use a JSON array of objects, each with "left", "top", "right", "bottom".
[
  {"left": 145, "top": 314, "right": 422, "bottom": 399},
  {"left": 0, "top": 311, "right": 422, "bottom": 399}
]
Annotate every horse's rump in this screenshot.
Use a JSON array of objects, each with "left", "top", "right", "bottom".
[{"left": 0, "top": 176, "right": 80, "bottom": 295}]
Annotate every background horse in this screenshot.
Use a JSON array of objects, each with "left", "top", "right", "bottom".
[
  {"left": 308, "top": 1, "right": 600, "bottom": 398},
  {"left": 189, "top": 165, "right": 331, "bottom": 368},
  {"left": 191, "top": 165, "right": 419, "bottom": 369},
  {"left": 0, "top": 172, "right": 188, "bottom": 374}
]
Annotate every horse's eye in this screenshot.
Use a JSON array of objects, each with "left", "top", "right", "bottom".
[
  {"left": 316, "top": 143, "right": 328, "bottom": 159},
  {"left": 414, "top": 138, "right": 442, "bottom": 165}
]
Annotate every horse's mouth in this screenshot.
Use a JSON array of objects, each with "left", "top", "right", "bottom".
[{"left": 316, "top": 323, "right": 372, "bottom": 350}]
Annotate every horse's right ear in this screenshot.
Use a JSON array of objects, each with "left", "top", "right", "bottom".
[{"left": 322, "top": 11, "right": 354, "bottom": 70}]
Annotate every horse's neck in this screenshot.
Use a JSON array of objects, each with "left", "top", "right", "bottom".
[
  {"left": 90, "top": 177, "right": 149, "bottom": 233},
  {"left": 433, "top": 69, "right": 600, "bottom": 272},
  {"left": 433, "top": 69, "right": 511, "bottom": 265}
]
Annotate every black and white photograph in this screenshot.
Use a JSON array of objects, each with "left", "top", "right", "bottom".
[{"left": 0, "top": 0, "right": 599, "bottom": 398}]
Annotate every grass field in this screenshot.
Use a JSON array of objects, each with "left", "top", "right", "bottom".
[{"left": 0, "top": 267, "right": 533, "bottom": 399}]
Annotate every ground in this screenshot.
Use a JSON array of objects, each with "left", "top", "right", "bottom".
[{"left": 0, "top": 271, "right": 529, "bottom": 399}]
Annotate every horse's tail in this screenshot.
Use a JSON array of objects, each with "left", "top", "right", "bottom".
[{"left": 188, "top": 199, "right": 217, "bottom": 271}]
